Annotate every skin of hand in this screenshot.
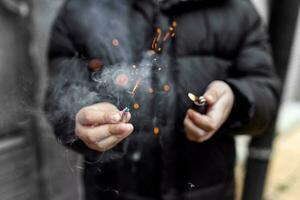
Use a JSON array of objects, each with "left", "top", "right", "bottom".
[
  {"left": 184, "top": 80, "right": 235, "bottom": 143},
  {"left": 75, "top": 102, "right": 134, "bottom": 152}
]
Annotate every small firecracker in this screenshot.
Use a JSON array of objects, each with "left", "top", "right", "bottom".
[
  {"left": 188, "top": 93, "right": 208, "bottom": 115},
  {"left": 120, "top": 107, "right": 130, "bottom": 122}
]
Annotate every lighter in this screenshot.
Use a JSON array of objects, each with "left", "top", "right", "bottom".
[{"left": 188, "top": 93, "right": 208, "bottom": 115}]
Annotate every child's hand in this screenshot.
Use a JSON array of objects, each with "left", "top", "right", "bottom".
[
  {"left": 75, "top": 102, "right": 134, "bottom": 152},
  {"left": 184, "top": 81, "right": 234, "bottom": 143}
]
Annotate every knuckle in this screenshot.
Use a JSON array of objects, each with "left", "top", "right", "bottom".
[
  {"left": 85, "top": 132, "right": 96, "bottom": 144},
  {"left": 104, "top": 112, "right": 112, "bottom": 122},
  {"left": 78, "top": 108, "right": 88, "bottom": 121},
  {"left": 84, "top": 111, "right": 93, "bottom": 123}
]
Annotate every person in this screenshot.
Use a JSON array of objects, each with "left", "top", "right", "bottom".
[{"left": 45, "top": 0, "right": 280, "bottom": 199}]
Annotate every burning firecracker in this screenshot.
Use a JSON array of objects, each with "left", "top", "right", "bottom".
[
  {"left": 89, "top": 20, "right": 177, "bottom": 136},
  {"left": 120, "top": 107, "right": 130, "bottom": 122}
]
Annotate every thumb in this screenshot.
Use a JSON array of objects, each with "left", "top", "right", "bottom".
[
  {"left": 203, "top": 88, "right": 219, "bottom": 106},
  {"left": 203, "top": 86, "right": 219, "bottom": 106}
]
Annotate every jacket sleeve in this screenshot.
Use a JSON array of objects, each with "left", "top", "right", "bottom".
[
  {"left": 223, "top": 2, "right": 281, "bottom": 137},
  {"left": 44, "top": 9, "right": 94, "bottom": 158},
  {"left": 44, "top": 10, "right": 107, "bottom": 157}
]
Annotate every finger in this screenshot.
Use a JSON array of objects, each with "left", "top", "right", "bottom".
[
  {"left": 198, "top": 132, "right": 214, "bottom": 142},
  {"left": 75, "top": 123, "right": 112, "bottom": 143},
  {"left": 76, "top": 123, "right": 133, "bottom": 150},
  {"left": 95, "top": 135, "right": 121, "bottom": 152},
  {"left": 108, "top": 123, "right": 134, "bottom": 136},
  {"left": 187, "top": 109, "right": 216, "bottom": 132},
  {"left": 76, "top": 123, "right": 133, "bottom": 143},
  {"left": 77, "top": 108, "right": 121, "bottom": 126},
  {"left": 184, "top": 116, "right": 207, "bottom": 139}
]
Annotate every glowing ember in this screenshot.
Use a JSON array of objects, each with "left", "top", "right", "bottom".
[
  {"left": 88, "top": 58, "right": 103, "bottom": 72},
  {"left": 151, "top": 21, "right": 177, "bottom": 53},
  {"left": 172, "top": 21, "right": 177, "bottom": 27},
  {"left": 153, "top": 127, "right": 160, "bottom": 135},
  {"left": 188, "top": 93, "right": 197, "bottom": 102},
  {"left": 133, "top": 103, "right": 140, "bottom": 110},
  {"left": 115, "top": 73, "right": 129, "bottom": 87},
  {"left": 163, "top": 84, "right": 171, "bottom": 92},
  {"left": 112, "top": 39, "right": 119, "bottom": 46}
]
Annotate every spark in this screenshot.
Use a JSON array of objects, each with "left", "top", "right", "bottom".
[
  {"left": 172, "top": 20, "right": 177, "bottom": 27},
  {"left": 133, "top": 103, "right": 140, "bottom": 110},
  {"left": 153, "top": 127, "right": 160, "bottom": 135},
  {"left": 115, "top": 73, "right": 129, "bottom": 87},
  {"left": 130, "top": 78, "right": 142, "bottom": 97}
]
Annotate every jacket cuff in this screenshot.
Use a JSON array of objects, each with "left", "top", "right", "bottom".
[{"left": 222, "top": 79, "right": 255, "bottom": 134}]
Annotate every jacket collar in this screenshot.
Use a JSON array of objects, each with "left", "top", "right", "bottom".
[
  {"left": 133, "top": 0, "right": 226, "bottom": 24},
  {"left": 135, "top": 0, "right": 226, "bottom": 10}
]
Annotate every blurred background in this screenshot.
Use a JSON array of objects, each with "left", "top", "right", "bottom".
[{"left": 0, "top": 0, "right": 300, "bottom": 200}]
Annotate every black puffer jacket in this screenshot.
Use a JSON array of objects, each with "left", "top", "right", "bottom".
[{"left": 45, "top": 0, "right": 280, "bottom": 199}]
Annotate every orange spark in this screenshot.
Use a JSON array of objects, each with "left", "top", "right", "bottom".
[
  {"left": 172, "top": 21, "right": 177, "bottom": 27},
  {"left": 156, "top": 28, "right": 162, "bottom": 41},
  {"left": 153, "top": 127, "right": 160, "bottom": 135},
  {"left": 133, "top": 103, "right": 140, "bottom": 110}
]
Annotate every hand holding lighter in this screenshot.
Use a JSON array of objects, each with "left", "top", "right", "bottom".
[{"left": 188, "top": 93, "right": 208, "bottom": 115}]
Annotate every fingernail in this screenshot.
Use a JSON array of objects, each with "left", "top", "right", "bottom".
[{"left": 111, "top": 113, "right": 121, "bottom": 122}]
